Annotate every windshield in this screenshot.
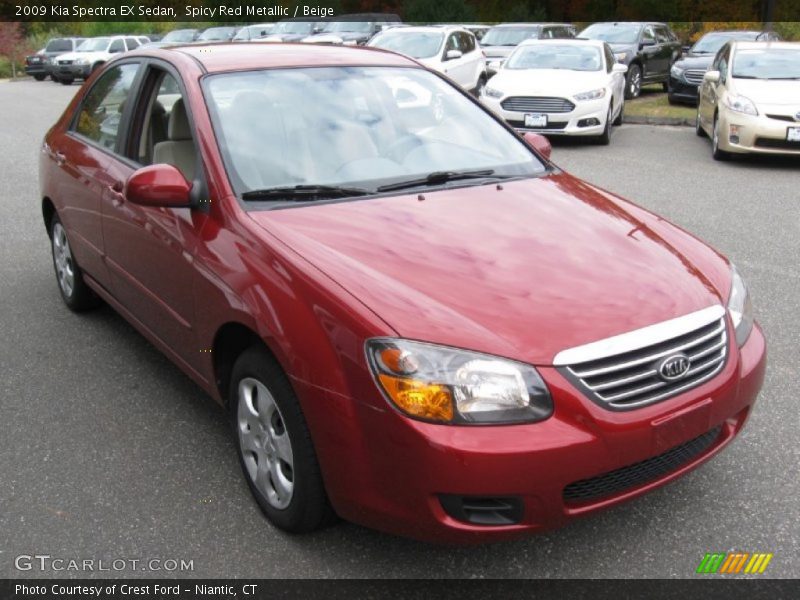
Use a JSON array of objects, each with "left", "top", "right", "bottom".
[
  {"left": 204, "top": 66, "right": 545, "bottom": 203},
  {"left": 162, "top": 29, "right": 196, "bottom": 43},
  {"left": 507, "top": 44, "right": 603, "bottom": 71},
  {"left": 732, "top": 48, "right": 800, "bottom": 79},
  {"left": 370, "top": 31, "right": 444, "bottom": 59},
  {"left": 45, "top": 38, "right": 73, "bottom": 52},
  {"left": 324, "top": 21, "right": 372, "bottom": 34},
  {"left": 274, "top": 21, "right": 314, "bottom": 35},
  {"left": 199, "top": 27, "right": 235, "bottom": 41},
  {"left": 579, "top": 23, "right": 640, "bottom": 44},
  {"left": 481, "top": 27, "right": 539, "bottom": 47},
  {"left": 77, "top": 38, "right": 110, "bottom": 52},
  {"left": 692, "top": 32, "right": 756, "bottom": 54}
]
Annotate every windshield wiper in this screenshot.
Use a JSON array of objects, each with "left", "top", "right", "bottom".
[
  {"left": 376, "top": 169, "right": 501, "bottom": 193},
  {"left": 241, "top": 184, "right": 371, "bottom": 202}
]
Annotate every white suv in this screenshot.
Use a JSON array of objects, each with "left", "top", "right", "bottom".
[
  {"left": 53, "top": 36, "right": 138, "bottom": 85},
  {"left": 368, "top": 26, "right": 488, "bottom": 94}
]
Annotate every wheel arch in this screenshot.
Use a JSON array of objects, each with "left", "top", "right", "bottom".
[{"left": 42, "top": 196, "right": 56, "bottom": 238}]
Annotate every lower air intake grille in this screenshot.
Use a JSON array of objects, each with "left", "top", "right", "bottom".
[
  {"left": 501, "top": 96, "right": 575, "bottom": 113},
  {"left": 563, "top": 426, "right": 722, "bottom": 503}
]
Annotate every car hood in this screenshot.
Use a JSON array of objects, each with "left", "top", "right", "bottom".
[
  {"left": 304, "top": 32, "right": 367, "bottom": 44},
  {"left": 489, "top": 69, "right": 610, "bottom": 96},
  {"left": 247, "top": 174, "right": 727, "bottom": 365},
  {"left": 674, "top": 54, "right": 714, "bottom": 70},
  {"left": 57, "top": 51, "right": 107, "bottom": 61},
  {"left": 730, "top": 78, "right": 800, "bottom": 106},
  {"left": 264, "top": 33, "right": 311, "bottom": 42},
  {"left": 482, "top": 46, "right": 515, "bottom": 59}
]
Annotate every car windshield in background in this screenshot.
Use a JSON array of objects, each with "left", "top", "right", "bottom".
[
  {"left": 733, "top": 48, "right": 800, "bottom": 79},
  {"left": 691, "top": 32, "right": 756, "bottom": 54},
  {"left": 204, "top": 66, "right": 544, "bottom": 203},
  {"left": 274, "top": 21, "right": 314, "bottom": 34},
  {"left": 199, "top": 27, "right": 235, "bottom": 41},
  {"left": 325, "top": 21, "right": 372, "bottom": 33},
  {"left": 481, "top": 27, "right": 539, "bottom": 47},
  {"left": 45, "top": 39, "right": 73, "bottom": 52},
  {"left": 162, "top": 29, "right": 196, "bottom": 43},
  {"left": 580, "top": 23, "right": 640, "bottom": 44},
  {"left": 77, "top": 38, "right": 110, "bottom": 52},
  {"left": 506, "top": 45, "right": 603, "bottom": 71},
  {"left": 370, "top": 32, "right": 444, "bottom": 59}
]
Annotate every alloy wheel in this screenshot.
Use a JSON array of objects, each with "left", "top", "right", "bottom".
[
  {"left": 237, "top": 377, "right": 295, "bottom": 510},
  {"left": 629, "top": 67, "right": 642, "bottom": 98},
  {"left": 52, "top": 223, "right": 75, "bottom": 298}
]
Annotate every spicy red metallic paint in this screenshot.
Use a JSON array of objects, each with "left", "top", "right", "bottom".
[{"left": 39, "top": 43, "right": 766, "bottom": 543}]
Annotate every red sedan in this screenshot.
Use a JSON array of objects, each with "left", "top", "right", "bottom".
[{"left": 40, "top": 43, "right": 766, "bottom": 543}]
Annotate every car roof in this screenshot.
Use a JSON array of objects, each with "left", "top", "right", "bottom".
[
  {"left": 378, "top": 25, "right": 464, "bottom": 34},
  {"left": 160, "top": 42, "right": 418, "bottom": 73},
  {"left": 489, "top": 23, "right": 570, "bottom": 29},
  {"left": 519, "top": 38, "right": 605, "bottom": 48},
  {"left": 731, "top": 41, "right": 799, "bottom": 50}
]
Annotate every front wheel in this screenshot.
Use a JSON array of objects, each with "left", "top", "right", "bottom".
[
  {"left": 695, "top": 111, "right": 707, "bottom": 137},
  {"left": 613, "top": 99, "right": 624, "bottom": 126},
  {"left": 59, "top": 77, "right": 73, "bottom": 85},
  {"left": 230, "top": 346, "right": 334, "bottom": 533},
  {"left": 50, "top": 215, "right": 100, "bottom": 311},
  {"left": 712, "top": 115, "right": 731, "bottom": 161},
  {"left": 625, "top": 64, "right": 642, "bottom": 99},
  {"left": 595, "top": 104, "right": 613, "bottom": 145},
  {"left": 34, "top": 74, "right": 46, "bottom": 81}
]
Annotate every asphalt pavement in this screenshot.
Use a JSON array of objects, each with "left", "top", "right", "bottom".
[{"left": 1, "top": 79, "right": 798, "bottom": 579}]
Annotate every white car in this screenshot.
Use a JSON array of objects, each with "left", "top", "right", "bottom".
[
  {"left": 368, "top": 26, "right": 487, "bottom": 94},
  {"left": 481, "top": 39, "right": 628, "bottom": 143},
  {"left": 52, "top": 36, "right": 137, "bottom": 84}
]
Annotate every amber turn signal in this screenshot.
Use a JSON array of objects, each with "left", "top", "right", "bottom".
[{"left": 377, "top": 374, "right": 454, "bottom": 422}]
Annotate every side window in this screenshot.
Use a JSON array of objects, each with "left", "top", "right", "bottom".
[
  {"left": 461, "top": 32, "right": 475, "bottom": 53},
  {"left": 125, "top": 38, "right": 139, "bottom": 50},
  {"left": 642, "top": 26, "right": 656, "bottom": 43},
  {"left": 718, "top": 49, "right": 730, "bottom": 81},
  {"left": 109, "top": 39, "right": 125, "bottom": 53},
  {"left": 132, "top": 69, "right": 197, "bottom": 181},
  {"left": 604, "top": 44, "right": 615, "bottom": 72},
  {"left": 654, "top": 26, "right": 669, "bottom": 44},
  {"left": 74, "top": 63, "right": 140, "bottom": 150},
  {"left": 540, "top": 28, "right": 553, "bottom": 39},
  {"left": 445, "top": 34, "right": 459, "bottom": 54}
]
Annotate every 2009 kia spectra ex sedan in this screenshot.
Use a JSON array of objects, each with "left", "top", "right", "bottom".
[{"left": 40, "top": 43, "right": 766, "bottom": 543}]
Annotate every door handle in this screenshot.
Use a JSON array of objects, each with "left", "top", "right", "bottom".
[
  {"left": 108, "top": 181, "right": 125, "bottom": 206},
  {"left": 54, "top": 151, "right": 66, "bottom": 165}
]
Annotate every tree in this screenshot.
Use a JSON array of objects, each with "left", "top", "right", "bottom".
[
  {"left": 0, "top": 22, "right": 31, "bottom": 79},
  {"left": 404, "top": 0, "right": 476, "bottom": 23}
]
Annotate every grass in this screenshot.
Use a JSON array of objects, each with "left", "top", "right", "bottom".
[{"left": 625, "top": 85, "right": 696, "bottom": 121}]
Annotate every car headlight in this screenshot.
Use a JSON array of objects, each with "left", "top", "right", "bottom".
[
  {"left": 573, "top": 88, "right": 606, "bottom": 101},
  {"left": 724, "top": 93, "right": 758, "bottom": 116},
  {"left": 366, "top": 338, "right": 553, "bottom": 425},
  {"left": 75, "top": 58, "right": 88, "bottom": 65},
  {"left": 614, "top": 52, "right": 627, "bottom": 62},
  {"left": 727, "top": 266, "right": 754, "bottom": 347},
  {"left": 670, "top": 64, "right": 685, "bottom": 77},
  {"left": 482, "top": 86, "right": 504, "bottom": 99}
]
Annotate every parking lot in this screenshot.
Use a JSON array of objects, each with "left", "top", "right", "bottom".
[{"left": 1, "top": 78, "right": 798, "bottom": 578}]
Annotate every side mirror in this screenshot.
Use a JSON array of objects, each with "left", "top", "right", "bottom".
[
  {"left": 523, "top": 132, "right": 552, "bottom": 161},
  {"left": 612, "top": 63, "right": 628, "bottom": 74},
  {"left": 445, "top": 49, "right": 463, "bottom": 61},
  {"left": 640, "top": 38, "right": 656, "bottom": 48},
  {"left": 125, "top": 164, "right": 192, "bottom": 208},
  {"left": 703, "top": 70, "right": 720, "bottom": 83},
  {"left": 682, "top": 45, "right": 692, "bottom": 53}
]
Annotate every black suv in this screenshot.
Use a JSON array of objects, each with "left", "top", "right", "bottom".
[
  {"left": 579, "top": 22, "right": 682, "bottom": 98},
  {"left": 24, "top": 37, "right": 84, "bottom": 81}
]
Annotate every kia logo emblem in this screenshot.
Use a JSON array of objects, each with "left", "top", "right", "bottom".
[{"left": 659, "top": 354, "right": 691, "bottom": 381}]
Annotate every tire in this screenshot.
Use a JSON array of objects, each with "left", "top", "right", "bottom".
[
  {"left": 50, "top": 215, "right": 101, "bottom": 311},
  {"left": 230, "top": 346, "right": 334, "bottom": 533},
  {"left": 60, "top": 78, "right": 73, "bottom": 86},
  {"left": 34, "top": 74, "right": 46, "bottom": 81},
  {"left": 613, "top": 99, "right": 624, "bottom": 126},
  {"left": 595, "top": 104, "right": 613, "bottom": 145},
  {"left": 695, "top": 110, "right": 707, "bottom": 138},
  {"left": 712, "top": 114, "right": 730, "bottom": 161},
  {"left": 661, "top": 81, "right": 669, "bottom": 92},
  {"left": 625, "top": 63, "right": 642, "bottom": 99},
  {"left": 473, "top": 73, "right": 487, "bottom": 97}
]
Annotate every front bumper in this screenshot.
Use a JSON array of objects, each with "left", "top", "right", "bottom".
[
  {"left": 718, "top": 108, "right": 800, "bottom": 155},
  {"left": 668, "top": 75, "right": 699, "bottom": 103},
  {"left": 305, "top": 323, "right": 766, "bottom": 543},
  {"left": 482, "top": 95, "right": 609, "bottom": 136},
  {"left": 24, "top": 62, "right": 48, "bottom": 76},
  {"left": 54, "top": 63, "right": 92, "bottom": 80}
]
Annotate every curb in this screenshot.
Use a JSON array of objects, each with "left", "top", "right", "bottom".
[{"left": 623, "top": 115, "right": 693, "bottom": 127}]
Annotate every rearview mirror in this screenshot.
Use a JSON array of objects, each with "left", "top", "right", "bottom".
[
  {"left": 445, "top": 50, "right": 463, "bottom": 61},
  {"left": 125, "top": 164, "right": 192, "bottom": 208},
  {"left": 704, "top": 70, "right": 720, "bottom": 83},
  {"left": 523, "top": 132, "right": 552, "bottom": 161},
  {"left": 612, "top": 63, "right": 628, "bottom": 74}
]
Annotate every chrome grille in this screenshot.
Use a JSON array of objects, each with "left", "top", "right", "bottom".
[
  {"left": 58, "top": 59, "right": 73, "bottom": 65},
  {"left": 500, "top": 96, "right": 575, "bottom": 114},
  {"left": 555, "top": 306, "right": 729, "bottom": 410},
  {"left": 684, "top": 69, "right": 706, "bottom": 85}
]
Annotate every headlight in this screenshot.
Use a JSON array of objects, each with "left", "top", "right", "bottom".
[
  {"left": 75, "top": 58, "right": 88, "bottom": 65},
  {"left": 573, "top": 88, "right": 606, "bottom": 101},
  {"left": 482, "top": 86, "right": 504, "bottom": 99},
  {"left": 366, "top": 339, "right": 553, "bottom": 425},
  {"left": 724, "top": 93, "right": 758, "bottom": 116},
  {"left": 614, "top": 52, "right": 627, "bottom": 62},
  {"left": 670, "top": 64, "right": 685, "bottom": 77},
  {"left": 727, "top": 266, "right": 754, "bottom": 347}
]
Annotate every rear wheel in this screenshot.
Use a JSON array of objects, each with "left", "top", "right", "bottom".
[
  {"left": 661, "top": 81, "right": 669, "bottom": 92},
  {"left": 59, "top": 77, "right": 73, "bottom": 86},
  {"left": 625, "top": 64, "right": 642, "bottom": 99},
  {"left": 50, "top": 215, "right": 100, "bottom": 311},
  {"left": 230, "top": 346, "right": 334, "bottom": 533}
]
